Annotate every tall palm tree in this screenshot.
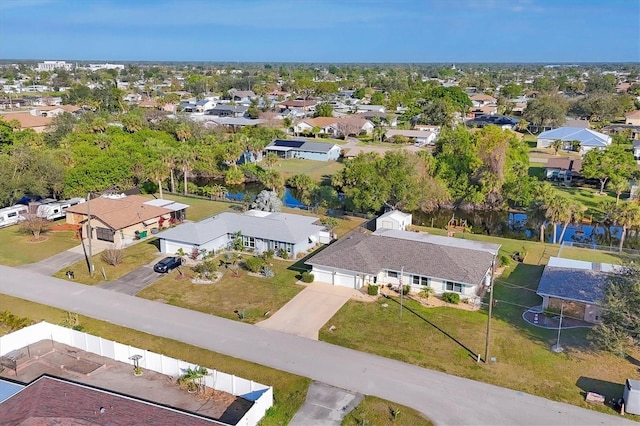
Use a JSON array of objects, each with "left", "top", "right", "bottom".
[
  {"left": 146, "top": 159, "right": 169, "bottom": 199},
  {"left": 557, "top": 200, "right": 585, "bottom": 244},
  {"left": 176, "top": 145, "right": 196, "bottom": 195},
  {"left": 543, "top": 194, "right": 565, "bottom": 244},
  {"left": 159, "top": 146, "right": 178, "bottom": 194},
  {"left": 612, "top": 201, "right": 640, "bottom": 252}
]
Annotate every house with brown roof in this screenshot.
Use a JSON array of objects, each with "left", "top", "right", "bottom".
[
  {"left": 32, "top": 104, "right": 82, "bottom": 117},
  {"left": 0, "top": 111, "right": 52, "bottom": 132},
  {"left": 305, "top": 227, "right": 499, "bottom": 300},
  {"left": 545, "top": 157, "right": 582, "bottom": 183},
  {"left": 294, "top": 117, "right": 373, "bottom": 137},
  {"left": 278, "top": 99, "right": 317, "bottom": 111},
  {"left": 470, "top": 93, "right": 497, "bottom": 108},
  {"left": 626, "top": 110, "right": 640, "bottom": 126},
  {"left": 65, "top": 194, "right": 189, "bottom": 247}
]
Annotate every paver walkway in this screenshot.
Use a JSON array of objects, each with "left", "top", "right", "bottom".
[{"left": 0, "top": 265, "right": 633, "bottom": 426}]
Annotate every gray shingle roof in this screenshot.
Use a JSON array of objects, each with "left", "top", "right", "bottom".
[
  {"left": 265, "top": 139, "right": 340, "bottom": 154},
  {"left": 156, "top": 211, "right": 324, "bottom": 245},
  {"left": 536, "top": 267, "right": 610, "bottom": 304},
  {"left": 306, "top": 231, "right": 496, "bottom": 286}
]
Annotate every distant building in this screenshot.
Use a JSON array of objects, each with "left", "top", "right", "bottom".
[{"left": 36, "top": 61, "right": 73, "bottom": 72}]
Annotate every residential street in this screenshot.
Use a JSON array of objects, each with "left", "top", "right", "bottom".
[{"left": 0, "top": 265, "right": 631, "bottom": 425}]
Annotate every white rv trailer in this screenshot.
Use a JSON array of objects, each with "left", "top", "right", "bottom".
[
  {"left": 0, "top": 204, "right": 28, "bottom": 228},
  {"left": 36, "top": 197, "right": 86, "bottom": 221}
]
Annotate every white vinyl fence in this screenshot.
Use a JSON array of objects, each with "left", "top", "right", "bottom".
[{"left": 0, "top": 322, "right": 273, "bottom": 426}]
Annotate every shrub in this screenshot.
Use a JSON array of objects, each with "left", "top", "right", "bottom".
[
  {"left": 245, "top": 256, "right": 264, "bottom": 273},
  {"left": 262, "top": 266, "right": 275, "bottom": 278},
  {"left": 401, "top": 284, "right": 410, "bottom": 295},
  {"left": 262, "top": 249, "right": 275, "bottom": 261},
  {"left": 101, "top": 248, "right": 124, "bottom": 266},
  {"left": 442, "top": 292, "right": 460, "bottom": 304},
  {"left": 367, "top": 284, "right": 379, "bottom": 295},
  {"left": 277, "top": 248, "right": 289, "bottom": 259},
  {"left": 191, "top": 260, "right": 217, "bottom": 278},
  {"left": 300, "top": 271, "right": 314, "bottom": 283},
  {"left": 499, "top": 254, "right": 512, "bottom": 267}
]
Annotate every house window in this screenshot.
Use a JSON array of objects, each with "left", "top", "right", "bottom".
[
  {"left": 243, "top": 236, "right": 255, "bottom": 248},
  {"left": 412, "top": 275, "right": 429, "bottom": 286},
  {"left": 95, "top": 227, "right": 115, "bottom": 242},
  {"left": 387, "top": 270, "right": 398, "bottom": 278},
  {"left": 445, "top": 281, "right": 463, "bottom": 293}
]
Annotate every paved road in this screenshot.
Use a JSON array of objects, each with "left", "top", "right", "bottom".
[
  {"left": 19, "top": 250, "right": 84, "bottom": 275},
  {"left": 0, "top": 265, "right": 632, "bottom": 426}
]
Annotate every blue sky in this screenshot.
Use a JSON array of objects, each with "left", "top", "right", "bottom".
[{"left": 0, "top": 0, "right": 638, "bottom": 63}]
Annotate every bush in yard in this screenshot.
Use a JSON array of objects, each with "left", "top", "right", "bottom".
[
  {"left": 277, "top": 248, "right": 289, "bottom": 259},
  {"left": 245, "top": 256, "right": 264, "bottom": 273},
  {"left": 367, "top": 284, "right": 379, "bottom": 295},
  {"left": 442, "top": 292, "right": 460, "bottom": 304},
  {"left": 100, "top": 248, "right": 124, "bottom": 266},
  {"left": 262, "top": 266, "right": 275, "bottom": 278},
  {"left": 192, "top": 260, "right": 217, "bottom": 278},
  {"left": 499, "top": 254, "right": 512, "bottom": 267},
  {"left": 402, "top": 284, "right": 411, "bottom": 295},
  {"left": 300, "top": 271, "right": 314, "bottom": 283}
]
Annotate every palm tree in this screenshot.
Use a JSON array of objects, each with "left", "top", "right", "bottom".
[
  {"left": 175, "top": 123, "right": 191, "bottom": 142},
  {"left": 263, "top": 152, "right": 279, "bottom": 169},
  {"left": 159, "top": 147, "right": 178, "bottom": 194},
  {"left": 146, "top": 159, "right": 169, "bottom": 199},
  {"left": 556, "top": 200, "right": 585, "bottom": 244},
  {"left": 612, "top": 201, "right": 640, "bottom": 252},
  {"left": 550, "top": 139, "right": 563, "bottom": 155},
  {"left": 543, "top": 194, "right": 565, "bottom": 244},
  {"left": 419, "top": 286, "right": 435, "bottom": 305},
  {"left": 176, "top": 145, "right": 196, "bottom": 195}
]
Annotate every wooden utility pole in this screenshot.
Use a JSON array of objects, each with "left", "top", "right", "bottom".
[{"left": 86, "top": 192, "right": 94, "bottom": 277}]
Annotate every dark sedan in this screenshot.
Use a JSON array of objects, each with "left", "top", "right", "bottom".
[{"left": 153, "top": 256, "right": 183, "bottom": 273}]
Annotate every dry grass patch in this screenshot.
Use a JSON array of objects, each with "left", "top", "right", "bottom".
[
  {"left": 0, "top": 225, "right": 79, "bottom": 266},
  {"left": 342, "top": 396, "right": 432, "bottom": 426},
  {"left": 138, "top": 258, "right": 304, "bottom": 323}
]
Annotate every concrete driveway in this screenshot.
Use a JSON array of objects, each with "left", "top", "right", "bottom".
[
  {"left": 20, "top": 250, "right": 84, "bottom": 275},
  {"left": 97, "top": 257, "right": 167, "bottom": 295},
  {"left": 290, "top": 381, "right": 363, "bottom": 425},
  {"left": 256, "top": 283, "right": 368, "bottom": 339}
]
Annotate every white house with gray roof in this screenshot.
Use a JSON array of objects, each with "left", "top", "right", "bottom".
[
  {"left": 156, "top": 211, "right": 329, "bottom": 258},
  {"left": 305, "top": 228, "right": 500, "bottom": 298},
  {"left": 263, "top": 139, "right": 341, "bottom": 161}
]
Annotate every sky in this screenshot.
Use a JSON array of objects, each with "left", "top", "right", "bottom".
[{"left": 0, "top": 0, "right": 638, "bottom": 63}]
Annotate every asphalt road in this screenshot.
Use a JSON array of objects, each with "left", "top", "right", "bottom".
[{"left": 0, "top": 265, "right": 633, "bottom": 426}]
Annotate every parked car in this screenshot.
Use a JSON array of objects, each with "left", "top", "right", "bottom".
[{"left": 153, "top": 256, "right": 183, "bottom": 273}]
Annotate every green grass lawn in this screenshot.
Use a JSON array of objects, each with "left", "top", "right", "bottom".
[
  {"left": 528, "top": 162, "right": 546, "bottom": 179},
  {"left": 342, "top": 396, "right": 432, "bottom": 425},
  {"left": 0, "top": 294, "right": 430, "bottom": 425},
  {"left": 0, "top": 225, "right": 80, "bottom": 266},
  {"left": 553, "top": 186, "right": 614, "bottom": 220},
  {"left": 137, "top": 257, "right": 305, "bottom": 323},
  {"left": 52, "top": 239, "right": 162, "bottom": 285},
  {"left": 276, "top": 158, "right": 344, "bottom": 182}
]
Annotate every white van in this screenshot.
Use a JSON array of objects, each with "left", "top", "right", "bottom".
[{"left": 0, "top": 204, "right": 28, "bottom": 228}]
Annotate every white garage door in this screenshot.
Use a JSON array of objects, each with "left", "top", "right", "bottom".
[
  {"left": 312, "top": 267, "right": 333, "bottom": 284},
  {"left": 334, "top": 273, "right": 355, "bottom": 288}
]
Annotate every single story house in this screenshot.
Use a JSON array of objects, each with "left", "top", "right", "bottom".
[
  {"left": 0, "top": 111, "right": 52, "bottom": 132},
  {"left": 536, "top": 257, "right": 625, "bottom": 323},
  {"left": 278, "top": 99, "right": 317, "bottom": 111},
  {"left": 294, "top": 117, "right": 373, "bottom": 137},
  {"left": 228, "top": 89, "right": 256, "bottom": 103},
  {"left": 376, "top": 210, "right": 412, "bottom": 231},
  {"left": 634, "top": 140, "right": 640, "bottom": 159},
  {"left": 385, "top": 129, "right": 437, "bottom": 146},
  {"left": 263, "top": 139, "right": 341, "bottom": 161},
  {"left": 202, "top": 117, "right": 265, "bottom": 130},
  {"left": 65, "top": 194, "right": 188, "bottom": 247},
  {"left": 625, "top": 110, "right": 640, "bottom": 126},
  {"left": 206, "top": 105, "right": 248, "bottom": 118},
  {"left": 306, "top": 228, "right": 500, "bottom": 297},
  {"left": 156, "top": 210, "right": 330, "bottom": 258},
  {"left": 354, "top": 105, "right": 386, "bottom": 113},
  {"left": 602, "top": 124, "right": 640, "bottom": 141},
  {"left": 470, "top": 94, "right": 497, "bottom": 108},
  {"left": 536, "top": 127, "right": 611, "bottom": 154},
  {"left": 545, "top": 157, "right": 582, "bottom": 183},
  {"left": 355, "top": 111, "right": 397, "bottom": 127}
]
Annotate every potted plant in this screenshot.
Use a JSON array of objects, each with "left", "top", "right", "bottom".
[{"left": 133, "top": 366, "right": 143, "bottom": 376}]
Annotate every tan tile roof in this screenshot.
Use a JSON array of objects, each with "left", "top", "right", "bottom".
[
  {"left": 37, "top": 104, "right": 81, "bottom": 112},
  {"left": 626, "top": 110, "right": 640, "bottom": 119},
  {"left": 470, "top": 94, "right": 496, "bottom": 101},
  {"left": 0, "top": 112, "right": 52, "bottom": 129},
  {"left": 303, "top": 117, "right": 339, "bottom": 128},
  {"left": 65, "top": 195, "right": 171, "bottom": 230}
]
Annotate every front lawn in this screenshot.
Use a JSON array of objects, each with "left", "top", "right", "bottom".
[
  {"left": 342, "top": 396, "right": 432, "bottom": 426},
  {"left": 52, "top": 239, "right": 161, "bottom": 285},
  {"left": 0, "top": 225, "right": 80, "bottom": 266},
  {"left": 153, "top": 194, "right": 239, "bottom": 222},
  {"left": 137, "top": 258, "right": 304, "bottom": 323},
  {"left": 276, "top": 158, "right": 344, "bottom": 182}
]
